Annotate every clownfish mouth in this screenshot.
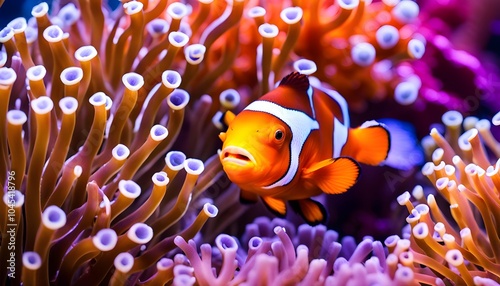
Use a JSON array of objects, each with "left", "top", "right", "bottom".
[{"left": 220, "top": 146, "right": 257, "bottom": 167}]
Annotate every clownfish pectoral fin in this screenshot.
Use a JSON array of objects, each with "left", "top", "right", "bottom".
[
  {"left": 262, "top": 196, "right": 287, "bottom": 217},
  {"left": 342, "top": 121, "right": 390, "bottom": 166},
  {"left": 302, "top": 157, "right": 360, "bottom": 195},
  {"left": 239, "top": 189, "right": 259, "bottom": 204},
  {"left": 219, "top": 132, "right": 227, "bottom": 142},
  {"left": 213, "top": 111, "right": 236, "bottom": 132},
  {"left": 223, "top": 110, "right": 236, "bottom": 126},
  {"left": 290, "top": 199, "right": 327, "bottom": 226}
]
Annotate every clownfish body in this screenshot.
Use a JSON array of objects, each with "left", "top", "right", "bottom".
[{"left": 219, "top": 72, "right": 390, "bottom": 225}]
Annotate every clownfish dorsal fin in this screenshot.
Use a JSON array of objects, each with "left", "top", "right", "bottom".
[{"left": 279, "top": 72, "right": 310, "bottom": 94}]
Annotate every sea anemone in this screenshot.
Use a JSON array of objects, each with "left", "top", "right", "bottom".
[
  {"left": 0, "top": 0, "right": 235, "bottom": 283},
  {"left": 175, "top": 216, "right": 419, "bottom": 285},
  {"left": 396, "top": 110, "right": 500, "bottom": 284},
  {"left": 173, "top": 108, "right": 500, "bottom": 284}
]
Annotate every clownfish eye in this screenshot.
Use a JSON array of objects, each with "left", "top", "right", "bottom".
[{"left": 274, "top": 129, "right": 284, "bottom": 141}]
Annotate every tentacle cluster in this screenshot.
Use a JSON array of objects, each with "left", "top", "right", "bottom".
[
  {"left": 396, "top": 110, "right": 500, "bottom": 285},
  {"left": 0, "top": 0, "right": 239, "bottom": 284},
  {"left": 175, "top": 217, "right": 431, "bottom": 285}
]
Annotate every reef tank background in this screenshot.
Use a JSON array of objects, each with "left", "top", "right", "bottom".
[{"left": 1, "top": 0, "right": 500, "bottom": 285}]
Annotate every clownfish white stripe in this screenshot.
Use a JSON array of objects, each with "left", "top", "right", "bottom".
[
  {"left": 310, "top": 78, "right": 350, "bottom": 126},
  {"left": 244, "top": 100, "right": 319, "bottom": 188},
  {"left": 333, "top": 118, "right": 348, "bottom": 157},
  {"left": 307, "top": 85, "right": 316, "bottom": 119},
  {"left": 219, "top": 72, "right": 392, "bottom": 226},
  {"left": 310, "top": 79, "right": 350, "bottom": 156}
]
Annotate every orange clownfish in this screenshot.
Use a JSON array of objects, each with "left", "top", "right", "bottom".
[{"left": 218, "top": 72, "right": 390, "bottom": 225}]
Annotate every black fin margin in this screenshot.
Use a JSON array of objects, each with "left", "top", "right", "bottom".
[
  {"left": 261, "top": 198, "right": 287, "bottom": 218},
  {"left": 289, "top": 199, "right": 328, "bottom": 226},
  {"left": 362, "top": 123, "right": 391, "bottom": 161},
  {"left": 279, "top": 72, "right": 310, "bottom": 94},
  {"left": 214, "top": 110, "right": 238, "bottom": 131},
  {"left": 213, "top": 111, "right": 229, "bottom": 131}
]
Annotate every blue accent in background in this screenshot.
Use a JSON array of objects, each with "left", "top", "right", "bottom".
[
  {"left": 0, "top": 0, "right": 120, "bottom": 28},
  {"left": 0, "top": 0, "right": 52, "bottom": 28}
]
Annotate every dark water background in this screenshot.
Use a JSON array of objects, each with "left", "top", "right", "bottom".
[
  {"left": 0, "top": 0, "right": 53, "bottom": 28},
  {"left": 0, "top": 0, "right": 119, "bottom": 28}
]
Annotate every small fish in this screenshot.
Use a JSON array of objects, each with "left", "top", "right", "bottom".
[{"left": 219, "top": 72, "right": 390, "bottom": 225}]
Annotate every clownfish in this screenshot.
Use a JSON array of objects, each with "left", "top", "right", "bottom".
[{"left": 218, "top": 72, "right": 390, "bottom": 225}]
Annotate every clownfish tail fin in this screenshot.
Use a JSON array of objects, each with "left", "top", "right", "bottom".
[
  {"left": 290, "top": 199, "right": 328, "bottom": 226},
  {"left": 342, "top": 121, "right": 390, "bottom": 166}
]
